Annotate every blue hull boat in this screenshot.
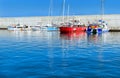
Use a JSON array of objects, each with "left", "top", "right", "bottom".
[
  {"left": 87, "top": 28, "right": 109, "bottom": 34},
  {"left": 86, "top": 20, "right": 109, "bottom": 34}
]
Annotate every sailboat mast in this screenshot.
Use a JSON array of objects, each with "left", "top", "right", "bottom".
[
  {"left": 67, "top": 5, "right": 69, "bottom": 17},
  {"left": 49, "top": 0, "right": 53, "bottom": 16},
  {"left": 62, "top": 0, "right": 65, "bottom": 22},
  {"left": 48, "top": 0, "right": 53, "bottom": 24},
  {"left": 101, "top": 0, "right": 104, "bottom": 20},
  {"left": 67, "top": 5, "right": 69, "bottom": 22}
]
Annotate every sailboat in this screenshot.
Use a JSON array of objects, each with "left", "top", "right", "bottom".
[
  {"left": 59, "top": 0, "right": 86, "bottom": 33},
  {"left": 41, "top": 0, "right": 58, "bottom": 31},
  {"left": 86, "top": 0, "right": 109, "bottom": 34}
]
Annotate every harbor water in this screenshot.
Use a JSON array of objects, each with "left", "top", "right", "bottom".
[{"left": 0, "top": 30, "right": 120, "bottom": 78}]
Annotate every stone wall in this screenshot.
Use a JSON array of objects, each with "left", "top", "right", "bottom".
[{"left": 0, "top": 14, "right": 120, "bottom": 28}]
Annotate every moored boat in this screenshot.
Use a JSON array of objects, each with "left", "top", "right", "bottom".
[
  {"left": 46, "top": 26, "right": 58, "bottom": 31},
  {"left": 60, "top": 0, "right": 86, "bottom": 33},
  {"left": 59, "top": 20, "right": 86, "bottom": 33},
  {"left": 86, "top": 0, "right": 109, "bottom": 34},
  {"left": 30, "top": 24, "right": 59, "bottom": 31},
  {"left": 7, "top": 24, "right": 29, "bottom": 31},
  {"left": 59, "top": 26, "right": 86, "bottom": 33},
  {"left": 41, "top": 24, "right": 59, "bottom": 31},
  {"left": 31, "top": 25, "right": 41, "bottom": 31},
  {"left": 86, "top": 20, "right": 109, "bottom": 34},
  {"left": 8, "top": 26, "right": 16, "bottom": 31}
]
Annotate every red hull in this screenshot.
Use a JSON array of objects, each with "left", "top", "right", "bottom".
[
  {"left": 59, "top": 26, "right": 86, "bottom": 33},
  {"left": 60, "top": 32, "right": 86, "bottom": 40}
]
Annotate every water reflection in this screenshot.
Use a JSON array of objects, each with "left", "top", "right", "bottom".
[
  {"left": 87, "top": 33, "right": 103, "bottom": 44},
  {"left": 0, "top": 31, "right": 120, "bottom": 77},
  {"left": 86, "top": 33, "right": 114, "bottom": 45},
  {"left": 6, "top": 31, "right": 59, "bottom": 41},
  {"left": 60, "top": 32, "right": 86, "bottom": 40}
]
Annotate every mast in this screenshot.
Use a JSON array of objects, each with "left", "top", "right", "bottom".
[
  {"left": 49, "top": 0, "right": 53, "bottom": 16},
  {"left": 67, "top": 5, "right": 69, "bottom": 16},
  {"left": 62, "top": 0, "right": 65, "bottom": 22},
  {"left": 67, "top": 5, "right": 70, "bottom": 22},
  {"left": 48, "top": 0, "right": 53, "bottom": 24},
  {"left": 101, "top": 0, "right": 104, "bottom": 20}
]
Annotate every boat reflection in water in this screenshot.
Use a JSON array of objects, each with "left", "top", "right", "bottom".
[
  {"left": 87, "top": 33, "right": 104, "bottom": 44},
  {"left": 60, "top": 32, "right": 86, "bottom": 40}
]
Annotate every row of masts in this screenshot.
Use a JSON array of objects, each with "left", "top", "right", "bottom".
[
  {"left": 63, "top": 0, "right": 105, "bottom": 21},
  {"left": 7, "top": 0, "right": 105, "bottom": 27}
]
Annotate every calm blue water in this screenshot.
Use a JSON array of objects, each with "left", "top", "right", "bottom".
[{"left": 0, "top": 30, "right": 120, "bottom": 78}]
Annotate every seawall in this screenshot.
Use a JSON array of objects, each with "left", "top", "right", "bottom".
[{"left": 0, "top": 14, "right": 120, "bottom": 31}]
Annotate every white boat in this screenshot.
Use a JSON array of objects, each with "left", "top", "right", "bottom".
[
  {"left": 30, "top": 25, "right": 41, "bottom": 31},
  {"left": 7, "top": 24, "right": 29, "bottom": 31},
  {"left": 7, "top": 26, "right": 16, "bottom": 31}
]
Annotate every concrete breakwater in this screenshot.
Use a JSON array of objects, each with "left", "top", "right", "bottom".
[
  {"left": 0, "top": 28, "right": 120, "bottom": 32},
  {"left": 0, "top": 14, "right": 120, "bottom": 31}
]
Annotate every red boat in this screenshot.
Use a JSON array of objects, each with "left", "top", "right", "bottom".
[
  {"left": 59, "top": 20, "right": 87, "bottom": 33},
  {"left": 59, "top": 26, "right": 86, "bottom": 33}
]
